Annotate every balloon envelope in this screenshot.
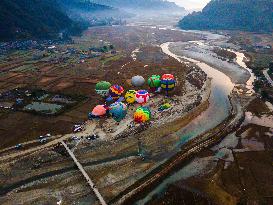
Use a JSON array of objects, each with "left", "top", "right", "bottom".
[
  {"left": 95, "top": 81, "right": 111, "bottom": 90},
  {"left": 92, "top": 105, "right": 107, "bottom": 116},
  {"left": 158, "top": 103, "right": 172, "bottom": 111},
  {"left": 161, "top": 74, "right": 175, "bottom": 91},
  {"left": 109, "top": 102, "right": 127, "bottom": 122},
  {"left": 135, "top": 90, "right": 150, "bottom": 105},
  {"left": 95, "top": 81, "right": 111, "bottom": 97},
  {"left": 109, "top": 85, "right": 124, "bottom": 99},
  {"left": 148, "top": 75, "right": 161, "bottom": 88},
  {"left": 131, "top": 75, "right": 145, "bottom": 87},
  {"left": 134, "top": 107, "right": 151, "bottom": 123},
  {"left": 125, "top": 90, "right": 136, "bottom": 104},
  {"left": 162, "top": 74, "right": 174, "bottom": 80}
]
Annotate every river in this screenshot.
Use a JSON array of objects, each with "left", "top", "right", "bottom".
[{"left": 135, "top": 30, "right": 254, "bottom": 204}]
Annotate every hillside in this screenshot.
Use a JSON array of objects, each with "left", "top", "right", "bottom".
[
  {"left": 0, "top": 0, "right": 85, "bottom": 41},
  {"left": 57, "top": 0, "right": 112, "bottom": 12},
  {"left": 0, "top": 0, "right": 118, "bottom": 41},
  {"left": 57, "top": 0, "right": 130, "bottom": 22},
  {"left": 90, "top": 0, "right": 185, "bottom": 11},
  {"left": 179, "top": 0, "right": 273, "bottom": 32}
]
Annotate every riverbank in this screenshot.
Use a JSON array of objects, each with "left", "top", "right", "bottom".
[
  {"left": 168, "top": 41, "right": 251, "bottom": 84},
  {"left": 134, "top": 30, "right": 272, "bottom": 205}
]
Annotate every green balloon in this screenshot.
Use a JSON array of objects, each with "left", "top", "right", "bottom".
[
  {"left": 95, "top": 81, "right": 111, "bottom": 90},
  {"left": 148, "top": 75, "right": 161, "bottom": 88}
]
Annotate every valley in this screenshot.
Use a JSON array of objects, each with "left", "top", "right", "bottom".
[{"left": 0, "top": 6, "right": 272, "bottom": 205}]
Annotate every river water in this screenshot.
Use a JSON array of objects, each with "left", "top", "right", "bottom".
[
  {"left": 135, "top": 31, "right": 253, "bottom": 204},
  {"left": 231, "top": 50, "right": 256, "bottom": 94},
  {"left": 161, "top": 42, "right": 234, "bottom": 147}
]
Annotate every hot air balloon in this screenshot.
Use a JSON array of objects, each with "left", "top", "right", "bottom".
[
  {"left": 89, "top": 105, "right": 107, "bottom": 119},
  {"left": 161, "top": 74, "right": 175, "bottom": 96},
  {"left": 108, "top": 85, "right": 124, "bottom": 101},
  {"left": 148, "top": 75, "right": 161, "bottom": 92},
  {"left": 109, "top": 102, "right": 127, "bottom": 122},
  {"left": 158, "top": 103, "right": 172, "bottom": 112},
  {"left": 162, "top": 74, "right": 174, "bottom": 80},
  {"left": 135, "top": 90, "right": 150, "bottom": 105},
  {"left": 131, "top": 75, "right": 145, "bottom": 87},
  {"left": 134, "top": 107, "right": 151, "bottom": 123},
  {"left": 95, "top": 81, "right": 111, "bottom": 97},
  {"left": 125, "top": 90, "right": 136, "bottom": 104}
]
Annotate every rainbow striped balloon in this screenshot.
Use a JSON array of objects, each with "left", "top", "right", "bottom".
[{"left": 134, "top": 107, "right": 151, "bottom": 123}]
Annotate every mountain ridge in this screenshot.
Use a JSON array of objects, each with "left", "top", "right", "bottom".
[
  {"left": 90, "top": 0, "right": 185, "bottom": 11},
  {"left": 0, "top": 0, "right": 100, "bottom": 41},
  {"left": 0, "top": 0, "right": 117, "bottom": 41},
  {"left": 178, "top": 0, "right": 273, "bottom": 33}
]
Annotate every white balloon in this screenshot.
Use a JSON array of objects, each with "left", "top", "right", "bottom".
[{"left": 131, "top": 75, "right": 145, "bottom": 87}]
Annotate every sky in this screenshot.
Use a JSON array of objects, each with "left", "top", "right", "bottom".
[{"left": 168, "top": 0, "right": 211, "bottom": 10}]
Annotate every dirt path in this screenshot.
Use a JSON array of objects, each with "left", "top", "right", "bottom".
[
  {"left": 61, "top": 141, "right": 107, "bottom": 205},
  {"left": 263, "top": 69, "right": 273, "bottom": 86}
]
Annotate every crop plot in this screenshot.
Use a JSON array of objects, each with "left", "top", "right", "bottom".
[{"left": 0, "top": 88, "right": 87, "bottom": 115}]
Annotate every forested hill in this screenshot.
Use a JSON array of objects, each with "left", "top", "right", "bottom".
[
  {"left": 179, "top": 0, "right": 273, "bottom": 32},
  {"left": 57, "top": 0, "right": 112, "bottom": 12},
  {"left": 90, "top": 0, "right": 184, "bottom": 11},
  {"left": 0, "top": 0, "right": 85, "bottom": 41},
  {"left": 0, "top": 0, "right": 114, "bottom": 41}
]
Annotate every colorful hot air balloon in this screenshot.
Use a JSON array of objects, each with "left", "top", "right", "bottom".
[
  {"left": 148, "top": 75, "right": 161, "bottom": 91},
  {"left": 135, "top": 90, "right": 150, "bottom": 105},
  {"left": 95, "top": 81, "right": 111, "bottom": 97},
  {"left": 162, "top": 74, "right": 174, "bottom": 80},
  {"left": 89, "top": 105, "right": 107, "bottom": 119},
  {"left": 108, "top": 85, "right": 124, "bottom": 100},
  {"left": 109, "top": 102, "right": 127, "bottom": 122},
  {"left": 125, "top": 90, "right": 136, "bottom": 104},
  {"left": 161, "top": 74, "right": 175, "bottom": 96},
  {"left": 134, "top": 107, "right": 151, "bottom": 123},
  {"left": 158, "top": 103, "right": 172, "bottom": 112},
  {"left": 131, "top": 75, "right": 145, "bottom": 87}
]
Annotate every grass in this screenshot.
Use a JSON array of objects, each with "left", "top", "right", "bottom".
[
  {"left": 11, "top": 64, "right": 38, "bottom": 72},
  {"left": 246, "top": 98, "right": 271, "bottom": 117},
  {"left": 0, "top": 55, "right": 6, "bottom": 62},
  {"left": 249, "top": 53, "right": 273, "bottom": 69},
  {"left": 11, "top": 50, "right": 33, "bottom": 60},
  {"left": 100, "top": 54, "right": 123, "bottom": 66},
  {"left": 213, "top": 48, "right": 236, "bottom": 61}
]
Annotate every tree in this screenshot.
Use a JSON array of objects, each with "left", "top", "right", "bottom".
[
  {"left": 179, "top": 0, "right": 273, "bottom": 33},
  {"left": 269, "top": 62, "right": 273, "bottom": 72}
]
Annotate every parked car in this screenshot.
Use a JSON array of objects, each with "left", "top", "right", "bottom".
[
  {"left": 86, "top": 134, "right": 98, "bottom": 141},
  {"left": 39, "top": 138, "right": 47, "bottom": 143},
  {"left": 71, "top": 135, "right": 80, "bottom": 141},
  {"left": 73, "top": 125, "right": 83, "bottom": 133},
  {"left": 15, "top": 144, "right": 23, "bottom": 149},
  {"left": 38, "top": 135, "right": 45, "bottom": 140},
  {"left": 45, "top": 133, "right": 51, "bottom": 138}
]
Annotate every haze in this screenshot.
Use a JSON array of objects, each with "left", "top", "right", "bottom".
[{"left": 168, "top": 0, "right": 211, "bottom": 10}]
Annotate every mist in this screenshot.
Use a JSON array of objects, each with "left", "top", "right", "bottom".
[{"left": 168, "top": 0, "right": 211, "bottom": 10}]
